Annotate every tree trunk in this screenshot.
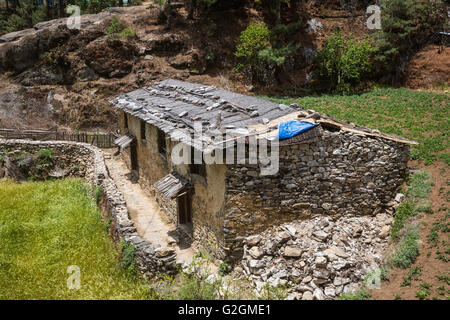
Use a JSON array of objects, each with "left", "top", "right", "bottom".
[
  {"left": 188, "top": 0, "right": 196, "bottom": 19},
  {"left": 58, "top": 0, "right": 64, "bottom": 18},
  {"left": 274, "top": 0, "right": 281, "bottom": 25},
  {"left": 166, "top": 0, "right": 172, "bottom": 29}
]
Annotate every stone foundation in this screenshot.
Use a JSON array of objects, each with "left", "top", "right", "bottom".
[
  {"left": 241, "top": 214, "right": 393, "bottom": 300},
  {"left": 223, "top": 130, "right": 410, "bottom": 261}
]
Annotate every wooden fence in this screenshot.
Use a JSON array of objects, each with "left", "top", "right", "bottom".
[{"left": 0, "top": 128, "right": 117, "bottom": 149}]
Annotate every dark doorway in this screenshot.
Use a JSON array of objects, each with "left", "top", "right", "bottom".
[
  {"left": 130, "top": 143, "right": 138, "bottom": 171},
  {"left": 178, "top": 193, "right": 192, "bottom": 225}
]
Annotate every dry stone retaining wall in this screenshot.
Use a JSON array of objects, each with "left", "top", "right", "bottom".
[
  {"left": 0, "top": 138, "right": 177, "bottom": 276},
  {"left": 241, "top": 213, "right": 394, "bottom": 300}
]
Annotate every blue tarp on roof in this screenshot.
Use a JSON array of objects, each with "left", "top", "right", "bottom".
[{"left": 278, "top": 120, "right": 317, "bottom": 140}]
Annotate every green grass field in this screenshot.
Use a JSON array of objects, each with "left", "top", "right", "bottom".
[
  {"left": 266, "top": 88, "right": 449, "bottom": 165},
  {"left": 0, "top": 179, "right": 151, "bottom": 300}
]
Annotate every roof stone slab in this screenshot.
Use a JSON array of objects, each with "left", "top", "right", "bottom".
[
  {"left": 109, "top": 79, "right": 418, "bottom": 152},
  {"left": 109, "top": 79, "right": 296, "bottom": 152}
]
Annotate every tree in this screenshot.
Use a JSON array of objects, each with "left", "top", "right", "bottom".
[
  {"left": 316, "top": 31, "right": 376, "bottom": 92},
  {"left": 375, "top": 0, "right": 446, "bottom": 84}
]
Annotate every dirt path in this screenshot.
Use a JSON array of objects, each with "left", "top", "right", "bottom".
[
  {"left": 104, "top": 150, "right": 195, "bottom": 266},
  {"left": 370, "top": 161, "right": 449, "bottom": 300}
]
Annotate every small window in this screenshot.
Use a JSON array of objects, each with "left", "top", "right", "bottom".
[
  {"left": 140, "top": 120, "right": 146, "bottom": 141},
  {"left": 157, "top": 128, "right": 167, "bottom": 156},
  {"left": 190, "top": 147, "right": 206, "bottom": 178},
  {"left": 123, "top": 112, "right": 128, "bottom": 130}
]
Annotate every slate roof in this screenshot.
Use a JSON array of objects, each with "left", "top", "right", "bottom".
[
  {"left": 114, "top": 134, "right": 136, "bottom": 150},
  {"left": 109, "top": 80, "right": 418, "bottom": 151},
  {"left": 154, "top": 172, "right": 192, "bottom": 199},
  {"left": 109, "top": 79, "right": 297, "bottom": 152}
]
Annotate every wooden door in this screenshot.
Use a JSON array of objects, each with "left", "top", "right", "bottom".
[
  {"left": 130, "top": 143, "right": 138, "bottom": 171},
  {"left": 178, "top": 194, "right": 192, "bottom": 225}
]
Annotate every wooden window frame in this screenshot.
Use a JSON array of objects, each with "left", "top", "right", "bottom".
[
  {"left": 140, "top": 120, "right": 146, "bottom": 142},
  {"left": 157, "top": 128, "right": 167, "bottom": 157},
  {"left": 123, "top": 112, "right": 128, "bottom": 131},
  {"left": 190, "top": 147, "right": 206, "bottom": 178}
]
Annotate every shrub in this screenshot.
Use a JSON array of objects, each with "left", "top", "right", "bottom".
[
  {"left": 235, "top": 22, "right": 299, "bottom": 85},
  {"left": 120, "top": 27, "right": 135, "bottom": 39},
  {"left": 390, "top": 227, "right": 420, "bottom": 269},
  {"left": 38, "top": 149, "right": 53, "bottom": 162},
  {"left": 392, "top": 171, "right": 433, "bottom": 240},
  {"left": 218, "top": 262, "right": 229, "bottom": 276},
  {"left": 94, "top": 186, "right": 103, "bottom": 205},
  {"left": 391, "top": 201, "right": 415, "bottom": 240},
  {"left": 315, "top": 31, "right": 376, "bottom": 93},
  {"left": 338, "top": 288, "right": 371, "bottom": 300},
  {"left": 174, "top": 272, "right": 219, "bottom": 300},
  {"left": 257, "top": 283, "right": 288, "bottom": 300},
  {"left": 105, "top": 17, "right": 136, "bottom": 41},
  {"left": 119, "top": 240, "right": 138, "bottom": 276},
  {"left": 235, "top": 22, "right": 272, "bottom": 67}
]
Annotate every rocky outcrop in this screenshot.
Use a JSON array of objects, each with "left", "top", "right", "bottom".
[
  {"left": 83, "top": 36, "right": 138, "bottom": 78},
  {"left": 241, "top": 214, "right": 393, "bottom": 300},
  {"left": 0, "top": 7, "right": 143, "bottom": 74}
]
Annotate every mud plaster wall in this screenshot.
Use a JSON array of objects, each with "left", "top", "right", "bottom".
[
  {"left": 120, "top": 113, "right": 227, "bottom": 257},
  {"left": 223, "top": 130, "right": 410, "bottom": 261}
]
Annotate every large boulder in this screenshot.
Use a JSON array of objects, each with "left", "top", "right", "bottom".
[{"left": 83, "top": 37, "right": 137, "bottom": 78}]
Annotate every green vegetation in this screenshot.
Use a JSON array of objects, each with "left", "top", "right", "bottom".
[
  {"left": 390, "top": 227, "right": 420, "bottom": 269},
  {"left": 218, "top": 262, "right": 230, "bottom": 276},
  {"left": 416, "top": 282, "right": 433, "bottom": 299},
  {"left": 118, "top": 240, "right": 138, "bottom": 276},
  {"left": 150, "top": 256, "right": 284, "bottom": 300},
  {"left": 37, "top": 148, "right": 53, "bottom": 162},
  {"left": 436, "top": 272, "right": 450, "bottom": 285},
  {"left": 0, "top": 0, "right": 142, "bottom": 35},
  {"left": 375, "top": 0, "right": 446, "bottom": 83},
  {"left": 391, "top": 201, "right": 415, "bottom": 241},
  {"left": 338, "top": 288, "right": 371, "bottom": 300},
  {"left": 105, "top": 17, "right": 135, "bottom": 41},
  {"left": 435, "top": 249, "right": 449, "bottom": 262},
  {"left": 401, "top": 266, "right": 422, "bottom": 286},
  {"left": 0, "top": 179, "right": 151, "bottom": 299},
  {"left": 235, "top": 22, "right": 299, "bottom": 85},
  {"left": 391, "top": 172, "right": 434, "bottom": 240},
  {"left": 428, "top": 216, "right": 449, "bottom": 247},
  {"left": 268, "top": 88, "right": 449, "bottom": 164},
  {"left": 94, "top": 185, "right": 103, "bottom": 204},
  {"left": 315, "top": 32, "right": 376, "bottom": 93}
]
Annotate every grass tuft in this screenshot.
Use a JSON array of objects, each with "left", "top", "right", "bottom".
[{"left": 390, "top": 227, "right": 420, "bottom": 269}]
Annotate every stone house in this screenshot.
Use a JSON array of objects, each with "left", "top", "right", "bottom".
[{"left": 109, "top": 79, "right": 415, "bottom": 262}]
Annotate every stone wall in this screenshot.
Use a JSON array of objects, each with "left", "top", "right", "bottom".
[
  {"left": 0, "top": 138, "right": 177, "bottom": 277},
  {"left": 223, "top": 130, "right": 410, "bottom": 261}
]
